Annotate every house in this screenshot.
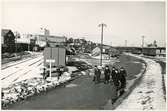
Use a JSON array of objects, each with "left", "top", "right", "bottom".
[
  {"left": 38, "top": 35, "right": 67, "bottom": 47},
  {"left": 102, "top": 45, "right": 112, "bottom": 54},
  {"left": 1, "top": 29, "right": 15, "bottom": 53},
  {"left": 92, "top": 47, "right": 101, "bottom": 56},
  {"left": 108, "top": 47, "right": 120, "bottom": 57},
  {"left": 91, "top": 45, "right": 112, "bottom": 56}
]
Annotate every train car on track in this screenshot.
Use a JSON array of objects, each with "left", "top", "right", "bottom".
[{"left": 143, "top": 48, "right": 156, "bottom": 56}]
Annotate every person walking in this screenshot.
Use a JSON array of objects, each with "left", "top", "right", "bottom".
[
  {"left": 93, "top": 65, "right": 101, "bottom": 84},
  {"left": 111, "top": 66, "right": 120, "bottom": 104},
  {"left": 104, "top": 65, "right": 111, "bottom": 84},
  {"left": 93, "top": 65, "right": 98, "bottom": 82},
  {"left": 97, "top": 66, "right": 101, "bottom": 83},
  {"left": 57, "top": 67, "right": 63, "bottom": 80},
  {"left": 118, "top": 67, "right": 127, "bottom": 96},
  {"left": 43, "top": 67, "right": 49, "bottom": 80}
]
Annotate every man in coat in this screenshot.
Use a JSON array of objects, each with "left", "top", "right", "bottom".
[
  {"left": 104, "top": 65, "right": 111, "bottom": 84},
  {"left": 111, "top": 67, "right": 120, "bottom": 104},
  {"left": 93, "top": 65, "right": 101, "bottom": 83},
  {"left": 97, "top": 66, "right": 101, "bottom": 83},
  {"left": 119, "top": 67, "right": 127, "bottom": 95}
]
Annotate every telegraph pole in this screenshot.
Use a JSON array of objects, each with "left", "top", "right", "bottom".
[
  {"left": 98, "top": 23, "right": 107, "bottom": 66},
  {"left": 141, "top": 35, "right": 145, "bottom": 54},
  {"left": 110, "top": 42, "right": 112, "bottom": 46},
  {"left": 125, "top": 40, "right": 127, "bottom": 47}
]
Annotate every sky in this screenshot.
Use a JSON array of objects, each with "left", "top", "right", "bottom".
[{"left": 2, "top": 1, "right": 166, "bottom": 47}]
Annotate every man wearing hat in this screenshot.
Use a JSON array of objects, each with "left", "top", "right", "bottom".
[
  {"left": 111, "top": 66, "right": 120, "bottom": 104},
  {"left": 119, "top": 67, "right": 127, "bottom": 95},
  {"left": 93, "top": 65, "right": 101, "bottom": 83},
  {"left": 104, "top": 65, "right": 111, "bottom": 84}
]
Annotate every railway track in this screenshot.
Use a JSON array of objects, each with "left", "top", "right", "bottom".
[
  {"left": 1, "top": 55, "right": 41, "bottom": 70},
  {"left": 1, "top": 56, "right": 44, "bottom": 87}
]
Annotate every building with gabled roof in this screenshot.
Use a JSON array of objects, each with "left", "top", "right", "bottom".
[{"left": 1, "top": 29, "right": 15, "bottom": 53}]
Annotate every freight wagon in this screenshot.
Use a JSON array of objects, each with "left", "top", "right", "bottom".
[{"left": 143, "top": 48, "right": 156, "bottom": 56}]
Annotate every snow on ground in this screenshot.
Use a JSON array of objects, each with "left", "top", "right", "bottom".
[
  {"left": 66, "top": 66, "right": 78, "bottom": 73},
  {"left": 2, "top": 72, "right": 72, "bottom": 108},
  {"left": 1, "top": 53, "right": 93, "bottom": 108},
  {"left": 92, "top": 54, "right": 109, "bottom": 59},
  {"left": 151, "top": 56, "right": 166, "bottom": 63},
  {"left": 1, "top": 56, "right": 44, "bottom": 88},
  {"left": 156, "top": 57, "right": 166, "bottom": 63},
  {"left": 1, "top": 57, "right": 79, "bottom": 89},
  {"left": 163, "top": 76, "right": 166, "bottom": 90},
  {"left": 1, "top": 64, "right": 85, "bottom": 108},
  {"left": 116, "top": 54, "right": 166, "bottom": 110}
]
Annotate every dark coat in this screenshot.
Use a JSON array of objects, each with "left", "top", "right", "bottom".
[
  {"left": 94, "top": 68, "right": 101, "bottom": 76},
  {"left": 119, "top": 69, "right": 127, "bottom": 88},
  {"left": 94, "top": 68, "right": 101, "bottom": 82},
  {"left": 119, "top": 69, "right": 127, "bottom": 79},
  {"left": 111, "top": 69, "right": 120, "bottom": 87},
  {"left": 104, "top": 68, "right": 111, "bottom": 81}
]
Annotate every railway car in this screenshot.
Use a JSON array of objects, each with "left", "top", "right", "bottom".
[{"left": 143, "top": 48, "right": 156, "bottom": 56}]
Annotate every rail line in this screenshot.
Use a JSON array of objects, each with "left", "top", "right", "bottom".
[
  {"left": 1, "top": 56, "right": 40, "bottom": 70},
  {"left": 1, "top": 69, "right": 23, "bottom": 80},
  {"left": 28, "top": 59, "right": 43, "bottom": 66},
  {"left": 12, "top": 70, "right": 32, "bottom": 82},
  {"left": 1, "top": 57, "right": 43, "bottom": 82}
]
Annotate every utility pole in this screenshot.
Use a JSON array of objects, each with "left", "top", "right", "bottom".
[
  {"left": 110, "top": 42, "right": 112, "bottom": 46},
  {"left": 14, "top": 31, "right": 19, "bottom": 53},
  {"left": 125, "top": 40, "right": 127, "bottom": 47},
  {"left": 98, "top": 23, "right": 107, "bottom": 66},
  {"left": 141, "top": 35, "right": 145, "bottom": 54},
  {"left": 40, "top": 27, "right": 49, "bottom": 47}
]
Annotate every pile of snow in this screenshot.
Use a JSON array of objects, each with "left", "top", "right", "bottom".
[
  {"left": 116, "top": 54, "right": 166, "bottom": 110},
  {"left": 164, "top": 75, "right": 166, "bottom": 88},
  {"left": 2, "top": 72, "right": 71, "bottom": 108},
  {"left": 155, "top": 56, "right": 166, "bottom": 63},
  {"left": 67, "top": 66, "right": 78, "bottom": 74},
  {"left": 92, "top": 54, "right": 110, "bottom": 60}
]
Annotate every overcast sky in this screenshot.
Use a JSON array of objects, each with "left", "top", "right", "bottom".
[{"left": 2, "top": 1, "right": 165, "bottom": 47}]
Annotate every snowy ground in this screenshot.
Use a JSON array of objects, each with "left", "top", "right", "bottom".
[
  {"left": 143, "top": 55, "right": 166, "bottom": 63},
  {"left": 1, "top": 54, "right": 80, "bottom": 89},
  {"left": 2, "top": 73, "right": 72, "bottom": 108},
  {"left": 1, "top": 54, "right": 44, "bottom": 88},
  {"left": 116, "top": 54, "right": 166, "bottom": 110}
]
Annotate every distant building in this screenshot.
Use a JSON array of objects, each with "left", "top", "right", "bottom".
[
  {"left": 92, "top": 45, "right": 112, "bottom": 56},
  {"left": 37, "top": 35, "right": 67, "bottom": 47},
  {"left": 147, "top": 40, "right": 158, "bottom": 48},
  {"left": 1, "top": 29, "right": 15, "bottom": 53},
  {"left": 92, "top": 47, "right": 101, "bottom": 56},
  {"left": 143, "top": 47, "right": 166, "bottom": 57}
]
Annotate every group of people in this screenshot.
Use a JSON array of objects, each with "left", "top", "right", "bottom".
[{"left": 93, "top": 65, "right": 127, "bottom": 98}]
